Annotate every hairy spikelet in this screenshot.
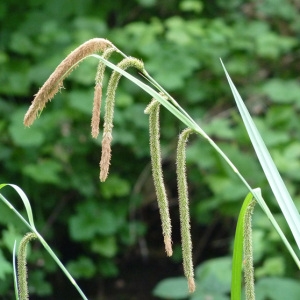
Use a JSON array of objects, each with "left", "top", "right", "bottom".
[
  {"left": 100, "top": 132, "right": 112, "bottom": 182},
  {"left": 188, "top": 277, "right": 196, "bottom": 294},
  {"left": 91, "top": 83, "right": 102, "bottom": 138},
  {"left": 24, "top": 38, "right": 113, "bottom": 127},
  {"left": 91, "top": 47, "right": 116, "bottom": 138},
  {"left": 244, "top": 199, "right": 256, "bottom": 300},
  {"left": 18, "top": 232, "right": 37, "bottom": 300},
  {"left": 95, "top": 47, "right": 116, "bottom": 85},
  {"left": 176, "top": 128, "right": 195, "bottom": 292},
  {"left": 99, "top": 57, "right": 144, "bottom": 182},
  {"left": 145, "top": 97, "right": 172, "bottom": 256}
]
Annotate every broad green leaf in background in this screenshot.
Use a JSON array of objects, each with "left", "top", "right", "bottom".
[
  {"left": 91, "top": 236, "right": 118, "bottom": 257},
  {"left": 0, "top": 249, "right": 12, "bottom": 280},
  {"left": 9, "top": 108, "right": 44, "bottom": 147},
  {"left": 69, "top": 201, "right": 119, "bottom": 241},
  {"left": 27, "top": 270, "right": 52, "bottom": 296},
  {"left": 195, "top": 256, "right": 232, "bottom": 295},
  {"left": 23, "top": 160, "right": 63, "bottom": 185},
  {"left": 153, "top": 257, "right": 232, "bottom": 300},
  {"left": 66, "top": 257, "right": 96, "bottom": 279},
  {"left": 67, "top": 89, "right": 94, "bottom": 115},
  {"left": 255, "top": 277, "right": 300, "bottom": 300},
  {"left": 153, "top": 277, "right": 189, "bottom": 299},
  {"left": 100, "top": 175, "right": 131, "bottom": 199},
  {"left": 260, "top": 79, "right": 300, "bottom": 104}
]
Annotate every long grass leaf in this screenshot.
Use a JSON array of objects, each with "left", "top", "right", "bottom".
[
  {"left": 221, "top": 60, "right": 300, "bottom": 250},
  {"left": 0, "top": 184, "right": 36, "bottom": 230}
]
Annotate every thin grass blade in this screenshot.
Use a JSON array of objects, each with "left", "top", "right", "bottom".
[
  {"left": 13, "top": 240, "right": 19, "bottom": 300},
  {"left": 0, "top": 184, "right": 36, "bottom": 230},
  {"left": 221, "top": 60, "right": 300, "bottom": 250}
]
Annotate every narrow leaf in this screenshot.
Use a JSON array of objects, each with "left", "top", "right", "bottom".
[
  {"left": 221, "top": 60, "right": 300, "bottom": 250},
  {"left": 13, "top": 240, "right": 19, "bottom": 300}
]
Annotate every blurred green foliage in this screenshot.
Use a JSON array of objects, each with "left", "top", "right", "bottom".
[
  {"left": 153, "top": 257, "right": 300, "bottom": 300},
  {"left": 1, "top": 0, "right": 300, "bottom": 298},
  {"left": 153, "top": 257, "right": 232, "bottom": 299}
]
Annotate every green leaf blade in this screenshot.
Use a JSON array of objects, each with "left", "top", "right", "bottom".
[{"left": 221, "top": 61, "right": 300, "bottom": 251}]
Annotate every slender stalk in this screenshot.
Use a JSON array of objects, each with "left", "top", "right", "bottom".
[{"left": 13, "top": 241, "right": 19, "bottom": 300}]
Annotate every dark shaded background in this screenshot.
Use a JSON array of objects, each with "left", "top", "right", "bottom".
[{"left": 1, "top": 0, "right": 300, "bottom": 299}]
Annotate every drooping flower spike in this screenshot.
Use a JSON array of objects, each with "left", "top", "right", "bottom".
[
  {"left": 91, "top": 47, "right": 116, "bottom": 139},
  {"left": 18, "top": 232, "right": 37, "bottom": 300},
  {"left": 176, "top": 128, "right": 196, "bottom": 292},
  {"left": 243, "top": 199, "right": 256, "bottom": 300},
  {"left": 100, "top": 57, "right": 144, "bottom": 182},
  {"left": 145, "top": 96, "right": 173, "bottom": 257},
  {"left": 24, "top": 38, "right": 113, "bottom": 127}
]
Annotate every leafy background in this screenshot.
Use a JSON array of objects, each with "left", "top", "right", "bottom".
[{"left": 0, "top": 0, "right": 300, "bottom": 299}]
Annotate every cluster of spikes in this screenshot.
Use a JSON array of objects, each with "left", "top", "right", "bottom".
[{"left": 23, "top": 38, "right": 196, "bottom": 293}]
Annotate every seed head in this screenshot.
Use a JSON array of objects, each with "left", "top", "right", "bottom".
[{"left": 24, "top": 38, "right": 113, "bottom": 126}]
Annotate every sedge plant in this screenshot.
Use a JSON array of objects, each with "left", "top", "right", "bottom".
[{"left": 0, "top": 37, "right": 299, "bottom": 299}]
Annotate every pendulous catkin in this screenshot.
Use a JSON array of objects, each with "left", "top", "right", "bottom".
[
  {"left": 145, "top": 97, "right": 173, "bottom": 257},
  {"left": 18, "top": 232, "right": 37, "bottom": 300},
  {"left": 176, "top": 128, "right": 195, "bottom": 292},
  {"left": 91, "top": 47, "right": 116, "bottom": 138},
  {"left": 99, "top": 57, "right": 144, "bottom": 182},
  {"left": 24, "top": 38, "right": 113, "bottom": 127},
  {"left": 244, "top": 199, "right": 256, "bottom": 300}
]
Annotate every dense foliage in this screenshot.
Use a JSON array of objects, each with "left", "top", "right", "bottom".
[{"left": 1, "top": 0, "right": 300, "bottom": 298}]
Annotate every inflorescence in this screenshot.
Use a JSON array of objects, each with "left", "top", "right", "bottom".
[{"left": 24, "top": 38, "right": 196, "bottom": 293}]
